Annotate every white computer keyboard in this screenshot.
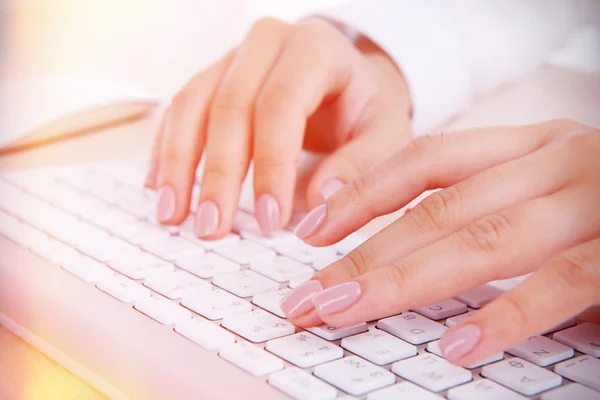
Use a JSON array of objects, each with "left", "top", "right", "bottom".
[{"left": 0, "top": 161, "right": 599, "bottom": 400}]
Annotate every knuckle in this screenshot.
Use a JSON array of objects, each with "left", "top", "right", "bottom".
[
  {"left": 341, "top": 244, "right": 375, "bottom": 279},
  {"left": 345, "top": 170, "right": 376, "bottom": 218},
  {"left": 460, "top": 214, "right": 512, "bottom": 254},
  {"left": 553, "top": 251, "right": 595, "bottom": 289},
  {"left": 210, "top": 89, "right": 250, "bottom": 122},
  {"left": 410, "top": 187, "right": 461, "bottom": 232},
  {"left": 404, "top": 133, "right": 444, "bottom": 160},
  {"left": 255, "top": 80, "right": 294, "bottom": 118},
  {"left": 388, "top": 262, "right": 413, "bottom": 290},
  {"left": 202, "top": 159, "right": 246, "bottom": 184},
  {"left": 499, "top": 293, "right": 531, "bottom": 328}
]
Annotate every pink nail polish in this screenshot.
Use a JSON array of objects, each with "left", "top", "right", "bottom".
[
  {"left": 439, "top": 324, "right": 482, "bottom": 362},
  {"left": 195, "top": 200, "right": 219, "bottom": 237},
  {"left": 255, "top": 194, "right": 280, "bottom": 236},
  {"left": 312, "top": 281, "right": 362, "bottom": 316},
  {"left": 144, "top": 162, "right": 158, "bottom": 188},
  {"left": 280, "top": 280, "right": 323, "bottom": 319},
  {"left": 321, "top": 178, "right": 344, "bottom": 200},
  {"left": 157, "top": 185, "right": 176, "bottom": 223},
  {"left": 294, "top": 204, "right": 328, "bottom": 240}
]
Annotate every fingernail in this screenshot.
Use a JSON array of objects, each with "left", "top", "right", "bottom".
[
  {"left": 157, "top": 185, "right": 176, "bottom": 222},
  {"left": 280, "top": 280, "right": 323, "bottom": 319},
  {"left": 312, "top": 281, "right": 362, "bottom": 316},
  {"left": 439, "top": 324, "right": 482, "bottom": 362},
  {"left": 144, "top": 161, "right": 158, "bottom": 188},
  {"left": 195, "top": 200, "right": 219, "bottom": 237},
  {"left": 321, "top": 178, "right": 344, "bottom": 200},
  {"left": 255, "top": 194, "right": 280, "bottom": 236},
  {"left": 294, "top": 204, "right": 328, "bottom": 240}
]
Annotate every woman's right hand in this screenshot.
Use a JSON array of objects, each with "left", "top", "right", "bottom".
[{"left": 145, "top": 17, "right": 412, "bottom": 238}]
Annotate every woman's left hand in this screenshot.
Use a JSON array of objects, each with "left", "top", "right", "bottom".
[{"left": 281, "top": 119, "right": 600, "bottom": 366}]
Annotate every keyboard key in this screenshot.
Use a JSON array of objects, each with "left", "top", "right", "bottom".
[
  {"left": 252, "top": 288, "right": 290, "bottom": 318},
  {"left": 427, "top": 340, "right": 504, "bottom": 369},
  {"left": 307, "top": 323, "right": 368, "bottom": 341},
  {"left": 175, "top": 318, "right": 235, "bottom": 351},
  {"left": 30, "top": 238, "right": 80, "bottom": 265},
  {"left": 250, "top": 256, "right": 314, "bottom": 283},
  {"left": 413, "top": 299, "right": 468, "bottom": 320},
  {"left": 61, "top": 255, "right": 114, "bottom": 283},
  {"left": 213, "top": 270, "right": 279, "bottom": 298},
  {"left": 341, "top": 330, "right": 417, "bottom": 365},
  {"left": 481, "top": 357, "right": 562, "bottom": 396},
  {"left": 447, "top": 379, "right": 527, "bottom": 400},
  {"left": 141, "top": 236, "right": 204, "bottom": 261},
  {"left": 332, "top": 233, "right": 368, "bottom": 255},
  {"left": 143, "top": 270, "right": 211, "bottom": 299},
  {"left": 553, "top": 323, "right": 600, "bottom": 357},
  {"left": 288, "top": 274, "right": 313, "bottom": 289},
  {"left": 97, "top": 275, "right": 150, "bottom": 303},
  {"left": 110, "top": 221, "right": 171, "bottom": 246},
  {"left": 368, "top": 381, "right": 444, "bottom": 400},
  {"left": 134, "top": 295, "right": 191, "bottom": 325},
  {"left": 454, "top": 284, "right": 503, "bottom": 308},
  {"left": 84, "top": 207, "right": 138, "bottom": 230},
  {"left": 269, "top": 367, "right": 337, "bottom": 400},
  {"left": 275, "top": 241, "right": 337, "bottom": 265},
  {"left": 77, "top": 237, "right": 139, "bottom": 263},
  {"left": 221, "top": 310, "right": 295, "bottom": 343},
  {"left": 542, "top": 383, "right": 600, "bottom": 400},
  {"left": 214, "top": 239, "right": 276, "bottom": 265},
  {"left": 446, "top": 312, "right": 476, "bottom": 327},
  {"left": 314, "top": 356, "right": 395, "bottom": 396},
  {"left": 377, "top": 312, "right": 447, "bottom": 345},
  {"left": 392, "top": 353, "right": 471, "bottom": 392},
  {"left": 266, "top": 332, "right": 344, "bottom": 368},
  {"left": 176, "top": 252, "right": 240, "bottom": 278},
  {"left": 311, "top": 254, "right": 340, "bottom": 271},
  {"left": 219, "top": 342, "right": 283, "bottom": 376},
  {"left": 108, "top": 252, "right": 174, "bottom": 280},
  {"left": 181, "top": 289, "right": 252, "bottom": 320},
  {"left": 507, "top": 335, "right": 574, "bottom": 366},
  {"left": 234, "top": 211, "right": 297, "bottom": 248},
  {"left": 179, "top": 216, "right": 240, "bottom": 249},
  {"left": 554, "top": 355, "right": 600, "bottom": 392}
]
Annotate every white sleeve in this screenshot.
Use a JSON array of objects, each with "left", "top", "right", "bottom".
[{"left": 320, "top": 0, "right": 599, "bottom": 134}]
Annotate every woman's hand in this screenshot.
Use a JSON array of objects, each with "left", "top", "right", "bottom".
[
  {"left": 146, "top": 17, "right": 412, "bottom": 238},
  {"left": 281, "top": 119, "right": 600, "bottom": 367}
]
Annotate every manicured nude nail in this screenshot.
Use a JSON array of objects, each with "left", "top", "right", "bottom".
[
  {"left": 321, "top": 178, "right": 344, "bottom": 200},
  {"left": 256, "top": 194, "right": 280, "bottom": 236},
  {"left": 280, "top": 280, "right": 323, "bottom": 319},
  {"left": 439, "top": 324, "right": 482, "bottom": 362},
  {"left": 156, "top": 185, "right": 176, "bottom": 222},
  {"left": 312, "top": 281, "right": 362, "bottom": 316},
  {"left": 195, "top": 200, "right": 219, "bottom": 237},
  {"left": 294, "top": 204, "right": 328, "bottom": 240},
  {"left": 144, "top": 161, "right": 158, "bottom": 188}
]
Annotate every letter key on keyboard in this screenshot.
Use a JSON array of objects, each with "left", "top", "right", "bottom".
[
  {"left": 266, "top": 332, "right": 344, "bottom": 368},
  {"left": 221, "top": 310, "right": 294, "bottom": 343},
  {"left": 341, "top": 330, "right": 417, "bottom": 365},
  {"left": 554, "top": 355, "right": 600, "bottom": 392},
  {"left": 481, "top": 358, "right": 562, "bottom": 395},
  {"left": 313, "top": 356, "right": 395, "bottom": 396},
  {"left": 377, "top": 312, "right": 447, "bottom": 344},
  {"left": 392, "top": 354, "right": 472, "bottom": 392},
  {"left": 268, "top": 368, "right": 337, "bottom": 400}
]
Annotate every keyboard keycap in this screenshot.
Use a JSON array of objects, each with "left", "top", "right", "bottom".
[
  {"left": 175, "top": 318, "right": 235, "bottom": 351},
  {"left": 288, "top": 274, "right": 313, "bottom": 289},
  {"left": 252, "top": 288, "right": 290, "bottom": 318},
  {"left": 176, "top": 252, "right": 240, "bottom": 278},
  {"left": 446, "top": 312, "right": 476, "bottom": 327},
  {"left": 268, "top": 367, "right": 337, "bottom": 400},
  {"left": 110, "top": 221, "right": 170, "bottom": 246},
  {"left": 307, "top": 323, "right": 368, "bottom": 341},
  {"left": 413, "top": 299, "right": 468, "bottom": 320},
  {"left": 77, "top": 237, "right": 139, "bottom": 263},
  {"left": 377, "top": 312, "right": 447, "bottom": 345},
  {"left": 144, "top": 270, "right": 211, "bottom": 299},
  {"left": 314, "top": 356, "right": 395, "bottom": 396},
  {"left": 507, "top": 335, "right": 574, "bottom": 366},
  {"left": 134, "top": 295, "right": 191, "bottom": 325},
  {"left": 182, "top": 289, "right": 252, "bottom": 320},
  {"left": 108, "top": 252, "right": 174, "bottom": 280},
  {"left": 554, "top": 355, "right": 600, "bottom": 392},
  {"left": 142, "top": 236, "right": 204, "bottom": 262},
  {"left": 179, "top": 217, "right": 240, "bottom": 249},
  {"left": 341, "top": 330, "right": 417, "bottom": 365},
  {"left": 234, "top": 211, "right": 297, "bottom": 248},
  {"left": 392, "top": 353, "right": 472, "bottom": 392},
  {"left": 454, "top": 284, "right": 503, "bottom": 308},
  {"left": 250, "top": 256, "right": 314, "bottom": 283},
  {"left": 275, "top": 241, "right": 337, "bottom": 265},
  {"left": 214, "top": 239, "right": 276, "bottom": 265},
  {"left": 368, "top": 381, "right": 444, "bottom": 400},
  {"left": 221, "top": 310, "right": 295, "bottom": 343},
  {"left": 427, "top": 340, "right": 504, "bottom": 369},
  {"left": 213, "top": 270, "right": 279, "bottom": 298},
  {"left": 84, "top": 207, "right": 138, "bottom": 230},
  {"left": 541, "top": 383, "right": 600, "bottom": 400},
  {"left": 30, "top": 238, "right": 80, "bottom": 265},
  {"left": 481, "top": 357, "right": 562, "bottom": 396},
  {"left": 61, "top": 255, "right": 114, "bottom": 283},
  {"left": 332, "top": 233, "right": 368, "bottom": 255},
  {"left": 553, "top": 323, "right": 600, "bottom": 357},
  {"left": 266, "top": 332, "right": 344, "bottom": 368},
  {"left": 447, "top": 379, "right": 527, "bottom": 400},
  {"left": 97, "top": 275, "right": 150, "bottom": 303},
  {"left": 219, "top": 342, "right": 283, "bottom": 376}
]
